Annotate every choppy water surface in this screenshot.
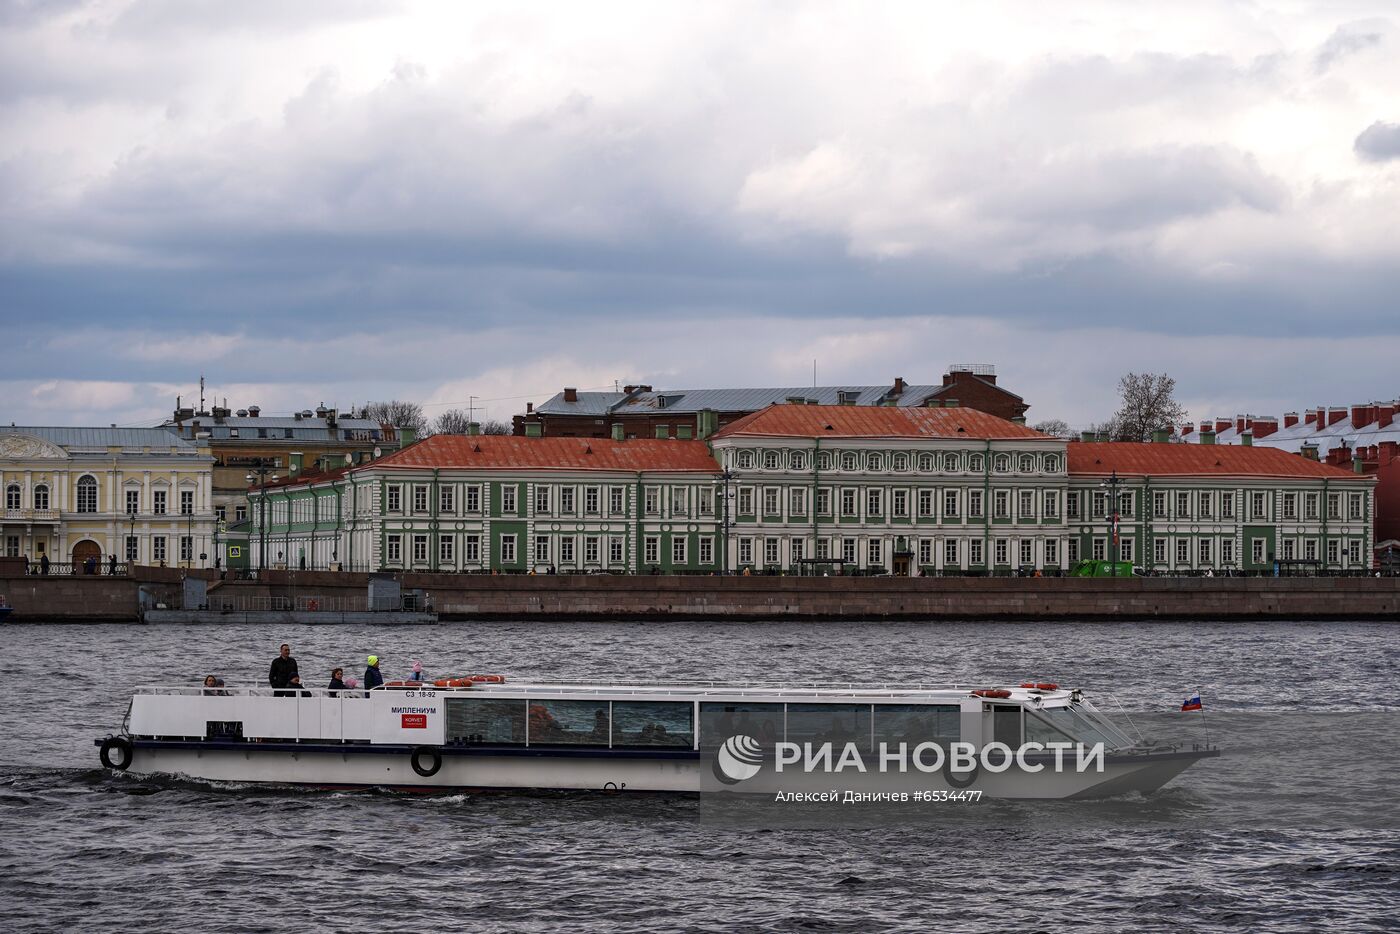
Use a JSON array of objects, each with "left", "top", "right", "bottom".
[{"left": 3, "top": 619, "right": 1398, "bottom": 932}]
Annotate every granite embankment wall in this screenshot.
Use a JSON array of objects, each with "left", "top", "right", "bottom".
[{"left": 3, "top": 566, "right": 1400, "bottom": 621}]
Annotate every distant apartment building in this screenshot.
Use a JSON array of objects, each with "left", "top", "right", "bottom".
[
  {"left": 1, "top": 426, "right": 215, "bottom": 569},
  {"left": 1176, "top": 400, "right": 1400, "bottom": 551},
  {"left": 513, "top": 365, "right": 1030, "bottom": 439}
]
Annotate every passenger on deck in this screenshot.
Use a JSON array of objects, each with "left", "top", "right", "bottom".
[
  {"left": 269, "top": 643, "right": 298, "bottom": 696},
  {"left": 364, "top": 655, "right": 384, "bottom": 691},
  {"left": 285, "top": 675, "right": 312, "bottom": 697},
  {"left": 328, "top": 668, "right": 347, "bottom": 696},
  {"left": 410, "top": 660, "right": 425, "bottom": 683},
  {"left": 203, "top": 675, "right": 220, "bottom": 695}
]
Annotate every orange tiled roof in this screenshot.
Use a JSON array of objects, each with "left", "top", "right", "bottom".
[
  {"left": 712, "top": 404, "right": 1049, "bottom": 440},
  {"left": 1067, "top": 442, "right": 1370, "bottom": 480},
  {"left": 368, "top": 434, "right": 721, "bottom": 473}
]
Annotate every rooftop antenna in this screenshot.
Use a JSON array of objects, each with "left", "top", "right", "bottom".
[
  {"left": 468, "top": 396, "right": 479, "bottom": 423},
  {"left": 813, "top": 359, "right": 817, "bottom": 388},
  {"left": 198, "top": 375, "right": 206, "bottom": 414}
]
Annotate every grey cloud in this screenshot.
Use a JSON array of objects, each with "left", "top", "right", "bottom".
[
  {"left": 1354, "top": 121, "right": 1400, "bottom": 162},
  {"left": 1315, "top": 23, "right": 1386, "bottom": 73}
]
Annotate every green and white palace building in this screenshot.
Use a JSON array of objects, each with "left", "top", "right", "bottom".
[{"left": 248, "top": 405, "right": 1377, "bottom": 575}]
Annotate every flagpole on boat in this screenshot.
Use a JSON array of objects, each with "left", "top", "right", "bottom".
[{"left": 1197, "top": 685, "right": 1210, "bottom": 748}]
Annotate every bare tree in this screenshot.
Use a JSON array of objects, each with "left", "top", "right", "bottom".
[
  {"left": 1031, "top": 418, "right": 1073, "bottom": 439},
  {"left": 1109, "top": 373, "right": 1189, "bottom": 442},
  {"left": 363, "top": 400, "right": 429, "bottom": 436},
  {"left": 480, "top": 419, "right": 512, "bottom": 435},
  {"left": 433, "top": 409, "right": 475, "bottom": 435}
]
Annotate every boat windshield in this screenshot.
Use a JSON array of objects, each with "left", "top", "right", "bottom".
[{"left": 1027, "top": 705, "right": 1134, "bottom": 750}]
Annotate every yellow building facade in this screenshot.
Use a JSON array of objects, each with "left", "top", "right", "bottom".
[{"left": 1, "top": 427, "right": 215, "bottom": 570}]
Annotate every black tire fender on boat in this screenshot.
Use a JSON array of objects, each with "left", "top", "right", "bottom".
[
  {"left": 943, "top": 759, "right": 979, "bottom": 789},
  {"left": 100, "top": 736, "right": 133, "bottom": 771},
  {"left": 410, "top": 746, "right": 442, "bottom": 778}
]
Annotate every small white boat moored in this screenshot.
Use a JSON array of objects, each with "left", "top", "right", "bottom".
[{"left": 95, "top": 677, "right": 1218, "bottom": 799}]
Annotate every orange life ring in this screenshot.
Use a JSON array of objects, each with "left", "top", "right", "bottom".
[
  {"left": 433, "top": 679, "right": 452, "bottom": 688},
  {"left": 449, "top": 678, "right": 475, "bottom": 688},
  {"left": 1020, "top": 682, "right": 1060, "bottom": 690},
  {"left": 972, "top": 688, "right": 1012, "bottom": 699},
  {"left": 468, "top": 674, "right": 506, "bottom": 684}
]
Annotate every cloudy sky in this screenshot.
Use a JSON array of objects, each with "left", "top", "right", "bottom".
[{"left": 3, "top": 0, "right": 1399, "bottom": 429}]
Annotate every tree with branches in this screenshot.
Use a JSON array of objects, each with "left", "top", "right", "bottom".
[
  {"left": 432, "top": 409, "right": 475, "bottom": 435},
  {"left": 1107, "top": 373, "right": 1189, "bottom": 442},
  {"left": 362, "top": 400, "right": 429, "bottom": 436},
  {"left": 1031, "top": 418, "right": 1073, "bottom": 439}
]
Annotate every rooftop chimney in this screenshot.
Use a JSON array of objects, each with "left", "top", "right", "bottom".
[
  {"left": 1351, "top": 404, "right": 1372, "bottom": 429},
  {"left": 526, "top": 402, "right": 534, "bottom": 413},
  {"left": 1241, "top": 430, "right": 1253, "bottom": 447},
  {"left": 1301, "top": 442, "right": 1319, "bottom": 460},
  {"left": 1235, "top": 415, "right": 1247, "bottom": 434},
  {"left": 1200, "top": 428, "right": 1216, "bottom": 445},
  {"left": 1328, "top": 406, "right": 1347, "bottom": 427},
  {"left": 1379, "top": 406, "right": 1394, "bottom": 430},
  {"left": 563, "top": 387, "right": 578, "bottom": 403},
  {"left": 1215, "top": 418, "right": 1232, "bottom": 434},
  {"left": 247, "top": 405, "right": 261, "bottom": 418},
  {"left": 611, "top": 423, "right": 625, "bottom": 442},
  {"left": 892, "top": 376, "right": 907, "bottom": 396},
  {"left": 1252, "top": 417, "right": 1279, "bottom": 438},
  {"left": 1284, "top": 412, "right": 1299, "bottom": 429}
]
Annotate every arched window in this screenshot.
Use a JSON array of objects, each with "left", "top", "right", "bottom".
[
  {"left": 994, "top": 454, "right": 1010, "bottom": 473},
  {"left": 944, "top": 453, "right": 960, "bottom": 472},
  {"left": 790, "top": 451, "right": 807, "bottom": 471},
  {"left": 868, "top": 454, "right": 883, "bottom": 471},
  {"left": 841, "top": 452, "right": 858, "bottom": 471},
  {"left": 968, "top": 453, "right": 984, "bottom": 472},
  {"left": 33, "top": 485, "right": 48, "bottom": 510},
  {"left": 763, "top": 451, "right": 781, "bottom": 470},
  {"left": 892, "top": 453, "right": 909, "bottom": 471},
  {"left": 817, "top": 451, "right": 833, "bottom": 471},
  {"left": 5, "top": 484, "right": 19, "bottom": 510},
  {"left": 1044, "top": 455, "right": 1059, "bottom": 473},
  {"left": 76, "top": 475, "right": 98, "bottom": 513},
  {"left": 918, "top": 454, "right": 934, "bottom": 473},
  {"left": 1019, "top": 454, "right": 1035, "bottom": 473},
  {"left": 737, "top": 451, "right": 755, "bottom": 470}
]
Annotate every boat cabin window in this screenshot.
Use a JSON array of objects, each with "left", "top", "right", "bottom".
[
  {"left": 1032, "top": 705, "right": 1131, "bottom": 750},
  {"left": 527, "top": 699, "right": 611, "bottom": 745},
  {"left": 700, "top": 703, "right": 783, "bottom": 747},
  {"left": 611, "top": 701, "right": 692, "bottom": 748},
  {"left": 784, "top": 704, "right": 871, "bottom": 751},
  {"left": 447, "top": 698, "right": 526, "bottom": 745},
  {"left": 992, "top": 705, "right": 1022, "bottom": 747},
  {"left": 873, "top": 704, "right": 960, "bottom": 749}
]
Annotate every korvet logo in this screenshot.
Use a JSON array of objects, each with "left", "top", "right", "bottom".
[{"left": 714, "top": 734, "right": 764, "bottom": 784}]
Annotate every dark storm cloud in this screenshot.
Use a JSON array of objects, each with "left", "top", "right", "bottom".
[{"left": 1354, "top": 121, "right": 1400, "bottom": 162}]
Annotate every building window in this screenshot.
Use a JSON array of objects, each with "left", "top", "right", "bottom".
[
  {"left": 1326, "top": 540, "right": 1339, "bottom": 565},
  {"left": 737, "top": 451, "right": 756, "bottom": 469},
  {"left": 919, "top": 454, "right": 934, "bottom": 473},
  {"left": 561, "top": 536, "right": 575, "bottom": 565},
  {"left": 841, "top": 489, "right": 857, "bottom": 517},
  {"left": 817, "top": 452, "right": 833, "bottom": 471},
  {"left": 816, "top": 488, "right": 832, "bottom": 515},
  {"left": 440, "top": 536, "right": 454, "bottom": 564},
  {"left": 765, "top": 538, "right": 780, "bottom": 565},
  {"left": 1304, "top": 539, "right": 1318, "bottom": 561},
  {"left": 215, "top": 506, "right": 226, "bottom": 521},
  {"left": 409, "top": 485, "right": 425, "bottom": 513},
  {"left": 969, "top": 539, "right": 984, "bottom": 566},
  {"left": 764, "top": 488, "right": 780, "bottom": 516},
  {"left": 1120, "top": 539, "right": 1133, "bottom": 562},
  {"left": 993, "top": 490, "right": 1009, "bottom": 519},
  {"left": 644, "top": 536, "right": 659, "bottom": 566},
  {"left": 1304, "top": 493, "right": 1318, "bottom": 520},
  {"left": 609, "top": 537, "right": 624, "bottom": 564},
  {"left": 841, "top": 452, "right": 858, "bottom": 471},
  {"left": 235, "top": 505, "right": 247, "bottom": 522},
  {"left": 1044, "top": 539, "right": 1058, "bottom": 565},
  {"left": 944, "top": 539, "right": 958, "bottom": 565},
  {"left": 738, "top": 487, "right": 754, "bottom": 515},
  {"left": 792, "top": 538, "right": 806, "bottom": 562},
  {"left": 868, "top": 539, "right": 882, "bottom": 566},
  {"left": 1221, "top": 493, "right": 1234, "bottom": 519},
  {"left": 1327, "top": 494, "right": 1340, "bottom": 520},
  {"left": 125, "top": 489, "right": 140, "bottom": 515},
  {"left": 555, "top": 487, "right": 573, "bottom": 515},
  {"left": 1347, "top": 540, "right": 1361, "bottom": 564},
  {"left": 465, "top": 535, "right": 481, "bottom": 563},
  {"left": 609, "top": 487, "right": 625, "bottom": 515},
  {"left": 386, "top": 534, "right": 402, "bottom": 563},
  {"left": 1019, "top": 454, "right": 1034, "bottom": 473},
  {"left": 672, "top": 537, "right": 687, "bottom": 565},
  {"left": 698, "top": 487, "right": 714, "bottom": 515},
  {"left": 739, "top": 538, "right": 753, "bottom": 565},
  {"left": 841, "top": 538, "right": 856, "bottom": 563},
  {"left": 1018, "top": 490, "right": 1034, "bottom": 519},
  {"left": 1175, "top": 492, "right": 1189, "bottom": 519},
  {"left": 1066, "top": 492, "right": 1080, "bottom": 520},
  {"left": 1282, "top": 539, "right": 1296, "bottom": 561},
  {"left": 1152, "top": 491, "right": 1166, "bottom": 518},
  {"left": 1176, "top": 539, "right": 1189, "bottom": 565},
  {"left": 152, "top": 536, "right": 167, "bottom": 563},
  {"left": 1043, "top": 491, "right": 1058, "bottom": 518},
  {"left": 790, "top": 488, "right": 807, "bottom": 515},
  {"left": 1044, "top": 455, "right": 1059, "bottom": 472},
  {"left": 125, "top": 536, "right": 138, "bottom": 562},
  {"left": 466, "top": 486, "right": 482, "bottom": 513},
  {"left": 535, "top": 535, "right": 551, "bottom": 564},
  {"left": 1221, "top": 539, "right": 1234, "bottom": 565},
  {"left": 919, "top": 539, "right": 932, "bottom": 564},
  {"left": 892, "top": 453, "right": 908, "bottom": 472},
  {"left": 1093, "top": 538, "right": 1107, "bottom": 561},
  {"left": 763, "top": 451, "right": 781, "bottom": 470},
  {"left": 4, "top": 485, "right": 19, "bottom": 510},
  {"left": 178, "top": 489, "right": 193, "bottom": 516},
  {"left": 1018, "top": 539, "right": 1032, "bottom": 566},
  {"left": 918, "top": 489, "right": 934, "bottom": 517},
  {"left": 1252, "top": 538, "right": 1265, "bottom": 564},
  {"left": 866, "top": 489, "right": 883, "bottom": 516},
  {"left": 1117, "top": 492, "right": 1132, "bottom": 518},
  {"left": 1198, "top": 539, "right": 1211, "bottom": 565},
  {"left": 1282, "top": 493, "right": 1297, "bottom": 520},
  {"left": 501, "top": 534, "right": 517, "bottom": 564},
  {"left": 699, "top": 537, "right": 714, "bottom": 565},
  {"left": 791, "top": 452, "right": 807, "bottom": 471},
  {"left": 1067, "top": 538, "right": 1079, "bottom": 562},
  {"left": 1198, "top": 492, "right": 1211, "bottom": 519},
  {"left": 153, "top": 490, "right": 167, "bottom": 515},
  {"left": 945, "top": 490, "right": 961, "bottom": 518},
  {"left": 536, "top": 487, "right": 552, "bottom": 514},
  {"left": 180, "top": 536, "right": 193, "bottom": 562},
  {"left": 969, "top": 453, "right": 986, "bottom": 473},
  {"left": 386, "top": 485, "right": 402, "bottom": 512},
  {"left": 1251, "top": 492, "right": 1267, "bottom": 520},
  {"left": 75, "top": 475, "right": 98, "bottom": 513},
  {"left": 892, "top": 490, "right": 908, "bottom": 518},
  {"left": 440, "top": 487, "right": 455, "bottom": 514},
  {"left": 1154, "top": 538, "right": 1167, "bottom": 564},
  {"left": 584, "top": 536, "right": 600, "bottom": 565},
  {"left": 412, "top": 535, "right": 428, "bottom": 563},
  {"left": 1092, "top": 492, "right": 1107, "bottom": 518},
  {"left": 944, "top": 453, "right": 960, "bottom": 472},
  {"left": 994, "top": 454, "right": 1010, "bottom": 473},
  {"left": 1348, "top": 494, "right": 1363, "bottom": 521},
  {"left": 585, "top": 487, "right": 600, "bottom": 515},
  {"left": 868, "top": 454, "right": 884, "bottom": 472},
  {"left": 502, "top": 485, "right": 517, "bottom": 514}
]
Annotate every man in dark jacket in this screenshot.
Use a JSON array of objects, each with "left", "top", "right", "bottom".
[
  {"left": 269, "top": 643, "right": 298, "bottom": 695},
  {"left": 364, "top": 654, "right": 384, "bottom": 691}
]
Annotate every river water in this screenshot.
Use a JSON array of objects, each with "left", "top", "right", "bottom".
[{"left": 3, "top": 619, "right": 1397, "bottom": 932}]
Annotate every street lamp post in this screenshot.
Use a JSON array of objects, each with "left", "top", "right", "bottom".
[
  {"left": 245, "top": 460, "right": 279, "bottom": 575},
  {"left": 711, "top": 468, "right": 741, "bottom": 575},
  {"left": 1100, "top": 469, "right": 1120, "bottom": 578},
  {"left": 128, "top": 512, "right": 136, "bottom": 571}
]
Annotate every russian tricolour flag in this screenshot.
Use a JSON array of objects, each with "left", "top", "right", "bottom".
[{"left": 1181, "top": 694, "right": 1203, "bottom": 712}]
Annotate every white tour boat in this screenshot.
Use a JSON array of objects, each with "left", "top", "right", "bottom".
[{"left": 95, "top": 677, "right": 1218, "bottom": 799}]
